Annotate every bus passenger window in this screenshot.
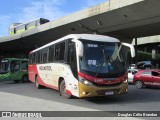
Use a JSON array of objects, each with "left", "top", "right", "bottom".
[
  {"left": 11, "top": 61, "right": 20, "bottom": 72},
  {"left": 43, "top": 53, "right": 48, "bottom": 63},
  {"left": 55, "top": 42, "right": 65, "bottom": 61},
  {"left": 68, "top": 42, "right": 75, "bottom": 63},
  {"left": 40, "top": 51, "right": 43, "bottom": 63},
  {"left": 32, "top": 53, "right": 36, "bottom": 64},
  {"left": 49, "top": 46, "right": 54, "bottom": 62},
  {"left": 21, "top": 61, "right": 28, "bottom": 70},
  {"left": 37, "top": 52, "right": 41, "bottom": 63},
  {"left": 29, "top": 54, "right": 32, "bottom": 64}
]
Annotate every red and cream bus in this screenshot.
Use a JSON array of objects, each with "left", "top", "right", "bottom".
[{"left": 28, "top": 34, "right": 135, "bottom": 98}]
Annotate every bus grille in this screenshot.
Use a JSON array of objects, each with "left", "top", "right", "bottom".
[
  {"left": 93, "top": 82, "right": 122, "bottom": 87},
  {"left": 96, "top": 89, "right": 120, "bottom": 95}
]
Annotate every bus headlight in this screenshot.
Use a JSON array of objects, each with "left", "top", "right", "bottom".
[
  {"left": 79, "top": 77, "right": 93, "bottom": 86},
  {"left": 123, "top": 79, "right": 128, "bottom": 83},
  {"left": 0, "top": 73, "right": 9, "bottom": 80}
]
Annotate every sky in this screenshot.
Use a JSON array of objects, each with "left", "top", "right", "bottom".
[{"left": 0, "top": 0, "right": 107, "bottom": 37}]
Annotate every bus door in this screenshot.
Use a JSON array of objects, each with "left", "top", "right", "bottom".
[
  {"left": 10, "top": 60, "right": 21, "bottom": 80},
  {"left": 68, "top": 41, "right": 77, "bottom": 78}
]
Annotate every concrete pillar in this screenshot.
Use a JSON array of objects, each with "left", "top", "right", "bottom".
[
  {"left": 135, "top": 38, "right": 138, "bottom": 66},
  {"left": 144, "top": 47, "right": 147, "bottom": 52},
  {"left": 152, "top": 49, "right": 156, "bottom": 60}
]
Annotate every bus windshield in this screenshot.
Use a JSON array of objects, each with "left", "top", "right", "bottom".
[
  {"left": 79, "top": 40, "right": 127, "bottom": 78},
  {"left": 0, "top": 60, "right": 10, "bottom": 73}
]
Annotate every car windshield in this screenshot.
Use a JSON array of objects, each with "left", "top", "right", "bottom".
[
  {"left": 79, "top": 40, "right": 127, "bottom": 78},
  {"left": 0, "top": 59, "right": 10, "bottom": 73}
]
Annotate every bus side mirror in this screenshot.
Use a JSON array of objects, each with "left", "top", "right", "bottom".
[
  {"left": 77, "top": 41, "right": 83, "bottom": 57},
  {"left": 121, "top": 42, "right": 135, "bottom": 58}
]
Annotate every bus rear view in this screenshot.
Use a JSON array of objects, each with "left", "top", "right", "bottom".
[{"left": 28, "top": 34, "right": 135, "bottom": 98}]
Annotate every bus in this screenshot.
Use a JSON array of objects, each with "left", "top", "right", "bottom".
[
  {"left": 28, "top": 34, "right": 135, "bottom": 98},
  {"left": 9, "top": 18, "right": 49, "bottom": 35},
  {"left": 0, "top": 58, "right": 28, "bottom": 83}
]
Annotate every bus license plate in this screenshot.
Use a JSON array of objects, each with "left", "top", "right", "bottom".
[{"left": 105, "top": 91, "right": 114, "bottom": 95}]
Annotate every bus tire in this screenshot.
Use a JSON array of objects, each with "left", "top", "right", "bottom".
[
  {"left": 22, "top": 75, "right": 29, "bottom": 83},
  {"left": 14, "top": 80, "right": 20, "bottom": 83},
  {"left": 35, "top": 76, "right": 43, "bottom": 89},
  {"left": 60, "top": 80, "right": 72, "bottom": 99}
]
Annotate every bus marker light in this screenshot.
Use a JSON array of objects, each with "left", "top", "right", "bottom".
[
  {"left": 82, "top": 92, "right": 89, "bottom": 95},
  {"left": 82, "top": 92, "right": 86, "bottom": 95}
]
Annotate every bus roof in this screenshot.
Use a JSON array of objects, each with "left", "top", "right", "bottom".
[{"left": 30, "top": 34, "right": 120, "bottom": 54}]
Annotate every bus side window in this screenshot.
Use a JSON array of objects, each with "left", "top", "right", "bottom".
[
  {"left": 16, "top": 25, "right": 25, "bottom": 33},
  {"left": 11, "top": 61, "right": 20, "bottom": 72},
  {"left": 55, "top": 42, "right": 65, "bottom": 61},
  {"left": 42, "top": 48, "right": 48, "bottom": 63},
  {"left": 68, "top": 42, "right": 76, "bottom": 63},
  {"left": 21, "top": 61, "right": 28, "bottom": 70},
  {"left": 40, "top": 51, "right": 43, "bottom": 63},
  {"left": 36, "top": 52, "right": 41, "bottom": 64},
  {"left": 27, "top": 21, "right": 37, "bottom": 30},
  {"left": 49, "top": 45, "right": 54, "bottom": 62},
  {"left": 32, "top": 53, "right": 36, "bottom": 64}
]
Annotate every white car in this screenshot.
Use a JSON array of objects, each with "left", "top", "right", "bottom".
[
  {"left": 127, "top": 69, "right": 138, "bottom": 83},
  {"left": 128, "top": 64, "right": 136, "bottom": 69}
]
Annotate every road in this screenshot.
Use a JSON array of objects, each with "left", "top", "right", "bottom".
[{"left": 0, "top": 81, "right": 159, "bottom": 119}]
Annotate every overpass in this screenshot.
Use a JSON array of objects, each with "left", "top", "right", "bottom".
[
  {"left": 1, "top": 0, "right": 160, "bottom": 57},
  {"left": 133, "top": 35, "right": 160, "bottom": 45},
  {"left": 132, "top": 35, "right": 160, "bottom": 60}
]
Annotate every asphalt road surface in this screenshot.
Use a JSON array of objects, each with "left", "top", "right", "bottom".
[{"left": 0, "top": 81, "right": 159, "bottom": 119}]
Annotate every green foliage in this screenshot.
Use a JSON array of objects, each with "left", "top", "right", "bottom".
[
  {"left": 137, "top": 51, "right": 152, "bottom": 61},
  {"left": 136, "top": 51, "right": 160, "bottom": 65}
]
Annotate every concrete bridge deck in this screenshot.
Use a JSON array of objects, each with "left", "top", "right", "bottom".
[{"left": 1, "top": 0, "right": 160, "bottom": 53}]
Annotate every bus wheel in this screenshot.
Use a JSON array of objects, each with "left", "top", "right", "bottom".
[
  {"left": 60, "top": 80, "right": 72, "bottom": 99},
  {"left": 35, "top": 76, "right": 43, "bottom": 89},
  {"left": 135, "top": 81, "right": 143, "bottom": 89},
  {"left": 14, "top": 80, "right": 20, "bottom": 83},
  {"left": 22, "top": 75, "right": 28, "bottom": 83}
]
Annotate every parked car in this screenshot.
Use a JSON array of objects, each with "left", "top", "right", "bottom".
[
  {"left": 127, "top": 69, "right": 138, "bottom": 83},
  {"left": 137, "top": 61, "right": 152, "bottom": 69},
  {"left": 133, "top": 69, "right": 160, "bottom": 88}
]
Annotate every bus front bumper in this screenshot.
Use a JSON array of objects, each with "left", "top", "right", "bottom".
[
  {"left": 0, "top": 75, "right": 10, "bottom": 81},
  {"left": 78, "top": 82, "right": 128, "bottom": 98}
]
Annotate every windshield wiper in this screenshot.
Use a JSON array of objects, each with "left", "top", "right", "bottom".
[
  {"left": 95, "top": 49, "right": 106, "bottom": 77},
  {"left": 95, "top": 49, "right": 113, "bottom": 77},
  {"left": 95, "top": 57, "right": 104, "bottom": 77}
]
